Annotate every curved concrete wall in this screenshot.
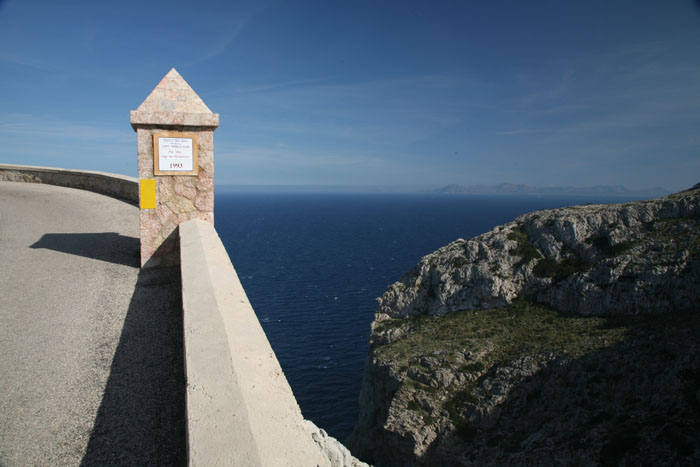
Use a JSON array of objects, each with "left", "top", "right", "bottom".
[
  {"left": 0, "top": 164, "right": 138, "bottom": 205},
  {"left": 179, "top": 220, "right": 367, "bottom": 467}
]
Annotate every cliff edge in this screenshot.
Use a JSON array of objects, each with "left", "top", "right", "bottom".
[{"left": 348, "top": 185, "right": 700, "bottom": 466}]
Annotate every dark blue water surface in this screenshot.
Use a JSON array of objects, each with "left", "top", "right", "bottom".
[{"left": 214, "top": 192, "right": 637, "bottom": 440}]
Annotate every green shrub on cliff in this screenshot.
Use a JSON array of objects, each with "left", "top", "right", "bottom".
[
  {"left": 374, "top": 300, "right": 627, "bottom": 371},
  {"left": 533, "top": 256, "right": 591, "bottom": 281},
  {"left": 507, "top": 227, "right": 542, "bottom": 265}
]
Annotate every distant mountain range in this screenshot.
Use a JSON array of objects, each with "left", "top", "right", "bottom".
[{"left": 435, "top": 183, "right": 670, "bottom": 197}]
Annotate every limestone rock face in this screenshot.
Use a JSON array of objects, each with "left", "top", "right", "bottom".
[
  {"left": 303, "top": 420, "right": 370, "bottom": 467},
  {"left": 348, "top": 187, "right": 700, "bottom": 467},
  {"left": 375, "top": 188, "right": 699, "bottom": 322}
]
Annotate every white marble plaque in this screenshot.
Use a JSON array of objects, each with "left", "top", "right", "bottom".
[{"left": 158, "top": 137, "right": 194, "bottom": 172}]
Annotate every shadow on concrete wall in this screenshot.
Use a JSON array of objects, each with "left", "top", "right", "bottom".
[
  {"left": 80, "top": 266, "right": 186, "bottom": 466},
  {"left": 30, "top": 232, "right": 140, "bottom": 267}
]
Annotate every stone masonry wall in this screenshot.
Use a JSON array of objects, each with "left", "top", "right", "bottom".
[
  {"left": 0, "top": 164, "right": 138, "bottom": 205},
  {"left": 136, "top": 127, "right": 215, "bottom": 267},
  {"left": 131, "top": 68, "right": 218, "bottom": 268}
]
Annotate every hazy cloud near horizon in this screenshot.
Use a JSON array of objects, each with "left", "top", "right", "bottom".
[{"left": 0, "top": 0, "right": 698, "bottom": 191}]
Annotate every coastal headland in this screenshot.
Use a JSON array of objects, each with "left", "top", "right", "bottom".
[{"left": 349, "top": 184, "right": 700, "bottom": 466}]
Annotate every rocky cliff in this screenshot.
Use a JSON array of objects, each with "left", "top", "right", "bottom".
[{"left": 348, "top": 185, "right": 700, "bottom": 466}]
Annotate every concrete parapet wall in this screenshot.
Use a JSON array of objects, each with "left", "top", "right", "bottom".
[
  {"left": 180, "top": 219, "right": 368, "bottom": 467},
  {"left": 0, "top": 163, "right": 138, "bottom": 205}
]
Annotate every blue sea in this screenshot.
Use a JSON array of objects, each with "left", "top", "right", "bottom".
[{"left": 214, "top": 191, "right": 640, "bottom": 441}]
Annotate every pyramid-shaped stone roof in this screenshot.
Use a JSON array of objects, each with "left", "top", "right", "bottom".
[{"left": 130, "top": 68, "right": 219, "bottom": 129}]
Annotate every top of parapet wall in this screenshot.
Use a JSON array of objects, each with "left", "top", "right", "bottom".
[
  {"left": 0, "top": 163, "right": 137, "bottom": 184},
  {"left": 179, "top": 219, "right": 368, "bottom": 466},
  {"left": 130, "top": 68, "right": 219, "bottom": 129},
  {"left": 0, "top": 164, "right": 138, "bottom": 205}
]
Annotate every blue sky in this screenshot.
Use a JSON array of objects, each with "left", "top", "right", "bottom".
[{"left": 1, "top": 0, "right": 699, "bottom": 191}]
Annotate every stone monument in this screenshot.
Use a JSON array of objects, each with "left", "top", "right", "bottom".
[{"left": 130, "top": 68, "right": 219, "bottom": 267}]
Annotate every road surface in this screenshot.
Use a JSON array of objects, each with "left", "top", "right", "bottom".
[{"left": 0, "top": 182, "right": 185, "bottom": 466}]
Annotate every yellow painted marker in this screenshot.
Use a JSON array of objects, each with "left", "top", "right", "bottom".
[{"left": 140, "top": 179, "right": 156, "bottom": 209}]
